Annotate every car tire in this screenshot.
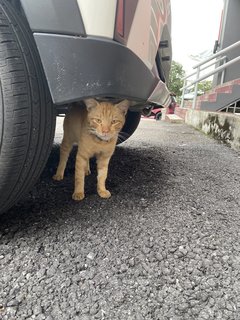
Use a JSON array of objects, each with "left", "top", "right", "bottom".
[
  {"left": 155, "top": 112, "right": 162, "bottom": 121},
  {"left": 0, "top": 0, "right": 56, "bottom": 215},
  {"left": 117, "top": 111, "right": 141, "bottom": 144}
]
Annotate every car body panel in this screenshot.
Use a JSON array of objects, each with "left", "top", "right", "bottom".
[
  {"left": 34, "top": 34, "right": 163, "bottom": 105},
  {"left": 20, "top": 0, "right": 86, "bottom": 35},
  {"left": 19, "top": 0, "right": 172, "bottom": 109},
  {"left": 126, "top": 0, "right": 170, "bottom": 70},
  {"left": 77, "top": 0, "right": 117, "bottom": 39}
]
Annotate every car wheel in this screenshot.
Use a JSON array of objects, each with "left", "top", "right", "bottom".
[
  {"left": 155, "top": 112, "right": 162, "bottom": 121},
  {"left": 0, "top": 1, "right": 56, "bottom": 215},
  {"left": 117, "top": 111, "right": 141, "bottom": 144}
]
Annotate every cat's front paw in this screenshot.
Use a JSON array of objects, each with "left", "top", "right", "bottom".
[
  {"left": 98, "top": 189, "right": 111, "bottom": 199},
  {"left": 53, "top": 173, "right": 64, "bottom": 181},
  {"left": 72, "top": 192, "right": 85, "bottom": 201}
]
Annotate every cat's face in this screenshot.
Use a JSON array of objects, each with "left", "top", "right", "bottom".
[{"left": 84, "top": 99, "right": 129, "bottom": 141}]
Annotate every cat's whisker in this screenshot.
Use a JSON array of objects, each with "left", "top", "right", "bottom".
[
  {"left": 88, "top": 128, "right": 96, "bottom": 134},
  {"left": 119, "top": 131, "right": 130, "bottom": 137},
  {"left": 117, "top": 134, "right": 127, "bottom": 143},
  {"left": 117, "top": 136, "right": 124, "bottom": 143},
  {"left": 118, "top": 132, "right": 130, "bottom": 141}
]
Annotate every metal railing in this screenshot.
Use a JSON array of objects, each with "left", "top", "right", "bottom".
[
  {"left": 181, "top": 40, "right": 240, "bottom": 109},
  {"left": 219, "top": 98, "right": 240, "bottom": 115}
]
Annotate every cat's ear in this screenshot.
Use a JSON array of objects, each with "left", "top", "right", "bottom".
[
  {"left": 84, "top": 98, "right": 98, "bottom": 111},
  {"left": 115, "top": 100, "right": 129, "bottom": 115}
]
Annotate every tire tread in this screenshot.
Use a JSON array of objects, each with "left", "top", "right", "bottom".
[{"left": 0, "top": 0, "right": 55, "bottom": 214}]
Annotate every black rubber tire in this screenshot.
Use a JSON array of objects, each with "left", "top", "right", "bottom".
[
  {"left": 0, "top": 0, "right": 56, "bottom": 215},
  {"left": 117, "top": 111, "right": 141, "bottom": 144},
  {"left": 155, "top": 112, "right": 162, "bottom": 121}
]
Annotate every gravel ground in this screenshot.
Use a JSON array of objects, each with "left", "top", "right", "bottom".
[{"left": 1, "top": 118, "right": 240, "bottom": 320}]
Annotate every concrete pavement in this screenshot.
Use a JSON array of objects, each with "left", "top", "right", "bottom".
[{"left": 0, "top": 119, "right": 240, "bottom": 320}]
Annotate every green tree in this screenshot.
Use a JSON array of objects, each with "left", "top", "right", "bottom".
[
  {"left": 168, "top": 61, "right": 185, "bottom": 97},
  {"left": 198, "top": 80, "right": 212, "bottom": 94}
]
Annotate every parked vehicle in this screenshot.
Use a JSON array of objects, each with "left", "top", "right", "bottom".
[
  {"left": 0, "top": 0, "right": 172, "bottom": 214},
  {"left": 151, "top": 108, "right": 163, "bottom": 120},
  {"left": 143, "top": 94, "right": 177, "bottom": 120}
]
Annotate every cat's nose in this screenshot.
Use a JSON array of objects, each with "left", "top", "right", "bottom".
[{"left": 102, "top": 127, "right": 110, "bottom": 134}]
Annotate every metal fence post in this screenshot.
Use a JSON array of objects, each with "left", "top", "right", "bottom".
[
  {"left": 192, "top": 66, "right": 200, "bottom": 109},
  {"left": 221, "top": 57, "right": 227, "bottom": 84},
  {"left": 181, "top": 79, "right": 186, "bottom": 108}
]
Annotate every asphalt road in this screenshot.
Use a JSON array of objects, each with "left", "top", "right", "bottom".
[{"left": 1, "top": 118, "right": 240, "bottom": 320}]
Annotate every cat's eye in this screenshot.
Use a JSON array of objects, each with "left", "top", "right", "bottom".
[
  {"left": 95, "top": 119, "right": 102, "bottom": 124},
  {"left": 111, "top": 119, "right": 118, "bottom": 124}
]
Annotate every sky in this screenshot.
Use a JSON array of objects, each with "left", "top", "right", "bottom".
[{"left": 171, "top": 0, "right": 224, "bottom": 73}]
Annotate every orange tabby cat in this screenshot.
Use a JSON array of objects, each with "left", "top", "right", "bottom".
[{"left": 53, "top": 99, "right": 129, "bottom": 200}]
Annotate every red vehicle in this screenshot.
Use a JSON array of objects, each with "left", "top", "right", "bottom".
[
  {"left": 143, "top": 95, "right": 177, "bottom": 120},
  {"left": 141, "top": 106, "right": 162, "bottom": 120},
  {"left": 151, "top": 107, "right": 163, "bottom": 120}
]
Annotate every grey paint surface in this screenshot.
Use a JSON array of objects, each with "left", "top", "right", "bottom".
[
  {"left": 20, "top": 0, "right": 85, "bottom": 35},
  {"left": 200, "top": 85, "right": 240, "bottom": 112},
  {"left": 114, "top": 0, "right": 138, "bottom": 44},
  {"left": 0, "top": 120, "right": 240, "bottom": 319},
  {"left": 214, "top": 0, "right": 240, "bottom": 85},
  {"left": 34, "top": 34, "right": 159, "bottom": 105}
]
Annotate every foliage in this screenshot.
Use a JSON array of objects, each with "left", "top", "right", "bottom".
[
  {"left": 198, "top": 80, "right": 212, "bottom": 94},
  {"left": 168, "top": 61, "right": 185, "bottom": 97},
  {"left": 168, "top": 61, "right": 212, "bottom": 98}
]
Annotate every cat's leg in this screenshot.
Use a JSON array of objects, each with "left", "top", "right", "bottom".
[
  {"left": 96, "top": 154, "right": 111, "bottom": 199},
  {"left": 53, "top": 138, "right": 72, "bottom": 181},
  {"left": 85, "top": 160, "right": 91, "bottom": 176},
  {"left": 72, "top": 152, "right": 88, "bottom": 201}
]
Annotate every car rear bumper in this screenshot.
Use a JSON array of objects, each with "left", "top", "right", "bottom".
[{"left": 34, "top": 34, "right": 171, "bottom": 109}]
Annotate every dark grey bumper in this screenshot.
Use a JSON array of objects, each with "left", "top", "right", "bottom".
[{"left": 34, "top": 34, "right": 170, "bottom": 108}]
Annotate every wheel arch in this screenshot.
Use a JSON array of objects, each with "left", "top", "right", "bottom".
[{"left": 156, "top": 23, "right": 172, "bottom": 84}]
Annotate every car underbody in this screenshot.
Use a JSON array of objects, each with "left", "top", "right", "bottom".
[{"left": 0, "top": 0, "right": 172, "bottom": 214}]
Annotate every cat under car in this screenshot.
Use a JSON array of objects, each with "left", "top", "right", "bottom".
[
  {"left": 0, "top": 0, "right": 172, "bottom": 214},
  {"left": 53, "top": 99, "right": 129, "bottom": 200}
]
